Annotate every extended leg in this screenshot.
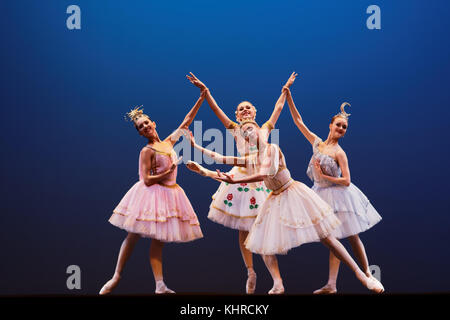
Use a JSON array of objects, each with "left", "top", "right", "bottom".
[
  {"left": 348, "top": 235, "right": 371, "bottom": 277},
  {"left": 99, "top": 232, "right": 140, "bottom": 295},
  {"left": 239, "top": 231, "right": 257, "bottom": 294},
  {"left": 320, "top": 236, "right": 383, "bottom": 293}
]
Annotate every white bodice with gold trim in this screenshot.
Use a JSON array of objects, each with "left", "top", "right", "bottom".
[{"left": 260, "top": 144, "right": 293, "bottom": 193}]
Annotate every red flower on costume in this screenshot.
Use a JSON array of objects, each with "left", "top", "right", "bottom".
[
  {"left": 250, "top": 197, "right": 256, "bottom": 205},
  {"left": 240, "top": 183, "right": 248, "bottom": 186},
  {"left": 227, "top": 194, "right": 233, "bottom": 201}
]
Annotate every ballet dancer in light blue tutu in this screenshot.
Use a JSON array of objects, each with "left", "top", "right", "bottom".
[{"left": 284, "top": 87, "right": 382, "bottom": 294}]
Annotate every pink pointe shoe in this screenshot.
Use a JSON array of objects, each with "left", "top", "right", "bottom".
[
  {"left": 365, "top": 275, "right": 385, "bottom": 293},
  {"left": 99, "top": 276, "right": 121, "bottom": 295},
  {"left": 246, "top": 271, "right": 257, "bottom": 294},
  {"left": 313, "top": 283, "right": 337, "bottom": 295},
  {"left": 268, "top": 281, "right": 284, "bottom": 295},
  {"left": 155, "top": 280, "right": 176, "bottom": 294}
]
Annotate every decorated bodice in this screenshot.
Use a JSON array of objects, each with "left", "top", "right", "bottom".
[
  {"left": 228, "top": 120, "right": 274, "bottom": 157},
  {"left": 228, "top": 120, "right": 274, "bottom": 176},
  {"left": 306, "top": 137, "right": 341, "bottom": 187},
  {"left": 260, "top": 144, "right": 292, "bottom": 192},
  {"left": 138, "top": 144, "right": 178, "bottom": 185}
]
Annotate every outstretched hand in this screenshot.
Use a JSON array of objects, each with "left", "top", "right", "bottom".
[
  {"left": 186, "top": 72, "right": 207, "bottom": 91},
  {"left": 215, "top": 169, "right": 235, "bottom": 183},
  {"left": 282, "top": 72, "right": 298, "bottom": 92}
]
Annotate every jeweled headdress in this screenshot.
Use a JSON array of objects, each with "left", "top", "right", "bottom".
[
  {"left": 125, "top": 105, "right": 148, "bottom": 124},
  {"left": 334, "top": 102, "right": 351, "bottom": 120}
]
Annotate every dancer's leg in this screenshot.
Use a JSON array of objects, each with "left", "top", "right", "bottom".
[
  {"left": 150, "top": 239, "right": 164, "bottom": 282},
  {"left": 150, "top": 239, "right": 175, "bottom": 294},
  {"left": 239, "top": 231, "right": 257, "bottom": 294},
  {"left": 320, "top": 236, "right": 383, "bottom": 293},
  {"left": 99, "top": 232, "right": 140, "bottom": 295},
  {"left": 262, "top": 255, "right": 284, "bottom": 294},
  {"left": 348, "top": 235, "right": 371, "bottom": 277},
  {"left": 313, "top": 251, "right": 340, "bottom": 294}
]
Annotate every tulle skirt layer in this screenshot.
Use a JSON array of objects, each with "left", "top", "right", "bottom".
[
  {"left": 208, "top": 166, "right": 271, "bottom": 231},
  {"left": 109, "top": 181, "right": 203, "bottom": 242},
  {"left": 312, "top": 183, "right": 382, "bottom": 239},
  {"left": 245, "top": 181, "right": 341, "bottom": 255}
]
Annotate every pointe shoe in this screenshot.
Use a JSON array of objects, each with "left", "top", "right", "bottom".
[
  {"left": 155, "top": 281, "right": 176, "bottom": 294},
  {"left": 365, "top": 276, "right": 385, "bottom": 294},
  {"left": 186, "top": 161, "right": 207, "bottom": 176},
  {"left": 313, "top": 284, "right": 337, "bottom": 295},
  {"left": 268, "top": 282, "right": 284, "bottom": 295},
  {"left": 246, "top": 272, "right": 257, "bottom": 294},
  {"left": 99, "top": 276, "right": 120, "bottom": 295},
  {"left": 268, "top": 286, "right": 284, "bottom": 295}
]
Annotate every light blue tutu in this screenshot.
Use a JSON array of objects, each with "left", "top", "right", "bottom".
[{"left": 307, "top": 137, "right": 382, "bottom": 239}]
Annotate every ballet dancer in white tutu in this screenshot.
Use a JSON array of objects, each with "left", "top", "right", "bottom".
[
  {"left": 185, "top": 72, "right": 296, "bottom": 293},
  {"left": 285, "top": 86, "right": 382, "bottom": 294},
  {"left": 184, "top": 105, "right": 384, "bottom": 294}
]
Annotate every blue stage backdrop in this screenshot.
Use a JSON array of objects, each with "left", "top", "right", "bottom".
[{"left": 1, "top": 0, "right": 449, "bottom": 294}]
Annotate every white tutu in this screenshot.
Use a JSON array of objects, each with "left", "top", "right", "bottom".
[
  {"left": 209, "top": 166, "right": 271, "bottom": 231},
  {"left": 312, "top": 183, "right": 382, "bottom": 239},
  {"left": 245, "top": 180, "right": 342, "bottom": 255}
]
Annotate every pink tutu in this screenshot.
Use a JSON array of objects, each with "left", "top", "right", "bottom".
[{"left": 109, "top": 181, "right": 203, "bottom": 242}]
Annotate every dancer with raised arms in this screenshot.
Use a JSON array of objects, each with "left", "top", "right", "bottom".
[
  {"left": 99, "top": 90, "right": 206, "bottom": 295},
  {"left": 184, "top": 94, "right": 384, "bottom": 294},
  {"left": 184, "top": 72, "right": 296, "bottom": 293},
  {"left": 284, "top": 86, "right": 383, "bottom": 294}
]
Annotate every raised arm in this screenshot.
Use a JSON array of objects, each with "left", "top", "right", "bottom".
[
  {"left": 165, "top": 89, "right": 206, "bottom": 146},
  {"left": 185, "top": 131, "right": 247, "bottom": 167},
  {"left": 266, "top": 72, "right": 298, "bottom": 127},
  {"left": 140, "top": 148, "right": 179, "bottom": 186},
  {"left": 186, "top": 72, "right": 234, "bottom": 129},
  {"left": 285, "top": 88, "right": 318, "bottom": 145}
]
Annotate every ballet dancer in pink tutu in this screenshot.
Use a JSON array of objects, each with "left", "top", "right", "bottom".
[
  {"left": 285, "top": 87, "right": 382, "bottom": 294},
  {"left": 99, "top": 90, "right": 206, "bottom": 295},
  {"left": 184, "top": 72, "right": 296, "bottom": 293},
  {"left": 184, "top": 91, "right": 384, "bottom": 294}
]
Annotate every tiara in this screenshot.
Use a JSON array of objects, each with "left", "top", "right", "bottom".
[
  {"left": 125, "top": 105, "right": 146, "bottom": 123},
  {"left": 334, "top": 102, "right": 351, "bottom": 119}
]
